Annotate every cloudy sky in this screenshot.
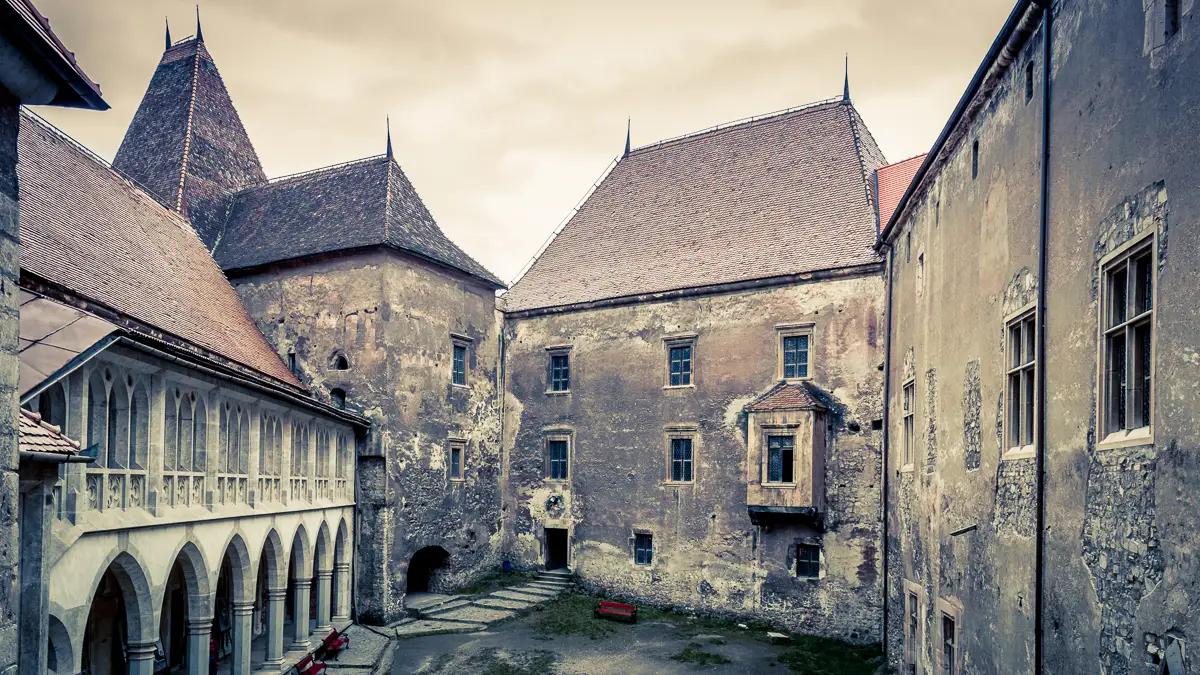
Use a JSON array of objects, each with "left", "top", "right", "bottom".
[{"left": 35, "top": 0, "right": 1015, "bottom": 284}]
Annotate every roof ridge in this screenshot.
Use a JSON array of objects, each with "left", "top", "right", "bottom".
[
  {"left": 626, "top": 96, "right": 842, "bottom": 157},
  {"left": 844, "top": 102, "right": 878, "bottom": 214},
  {"left": 884, "top": 153, "right": 929, "bottom": 168},
  {"left": 173, "top": 40, "right": 203, "bottom": 213},
  {"left": 237, "top": 154, "right": 388, "bottom": 192},
  {"left": 383, "top": 157, "right": 392, "bottom": 241}
]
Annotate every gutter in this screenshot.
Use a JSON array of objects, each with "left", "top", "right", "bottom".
[{"left": 19, "top": 450, "right": 93, "bottom": 464}]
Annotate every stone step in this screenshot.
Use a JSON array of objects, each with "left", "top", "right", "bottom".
[
  {"left": 393, "top": 618, "right": 487, "bottom": 637},
  {"left": 534, "top": 574, "right": 572, "bottom": 583},
  {"left": 523, "top": 581, "right": 566, "bottom": 593},
  {"left": 432, "top": 605, "right": 515, "bottom": 624},
  {"left": 475, "top": 596, "right": 536, "bottom": 611},
  {"left": 493, "top": 589, "right": 553, "bottom": 603},
  {"left": 539, "top": 569, "right": 573, "bottom": 578},
  {"left": 422, "top": 598, "right": 475, "bottom": 618}
]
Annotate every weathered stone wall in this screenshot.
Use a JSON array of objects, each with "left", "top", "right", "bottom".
[
  {"left": 887, "top": 2, "right": 1200, "bottom": 674},
  {"left": 230, "top": 249, "right": 503, "bottom": 623},
  {"left": 0, "top": 85, "right": 20, "bottom": 675},
  {"left": 503, "top": 272, "right": 885, "bottom": 642}
]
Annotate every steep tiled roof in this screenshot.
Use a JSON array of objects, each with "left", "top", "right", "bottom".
[
  {"left": 502, "top": 99, "right": 887, "bottom": 313},
  {"left": 19, "top": 408, "right": 81, "bottom": 455},
  {"left": 18, "top": 111, "right": 303, "bottom": 389},
  {"left": 875, "top": 154, "right": 926, "bottom": 231},
  {"left": 213, "top": 155, "right": 503, "bottom": 286},
  {"left": 746, "top": 381, "right": 827, "bottom": 412},
  {"left": 112, "top": 36, "right": 265, "bottom": 247}
]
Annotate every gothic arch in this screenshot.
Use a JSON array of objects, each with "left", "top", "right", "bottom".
[
  {"left": 334, "top": 518, "right": 350, "bottom": 567},
  {"left": 162, "top": 540, "right": 213, "bottom": 621},
  {"left": 216, "top": 531, "right": 254, "bottom": 604},
  {"left": 47, "top": 613, "right": 72, "bottom": 674},
  {"left": 258, "top": 529, "right": 287, "bottom": 592},
  {"left": 289, "top": 523, "right": 313, "bottom": 580},
  {"left": 314, "top": 521, "right": 333, "bottom": 574},
  {"left": 83, "top": 549, "right": 156, "bottom": 644}
]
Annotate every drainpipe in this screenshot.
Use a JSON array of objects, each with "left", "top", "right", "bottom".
[
  {"left": 1032, "top": 2, "right": 1052, "bottom": 673},
  {"left": 878, "top": 242, "right": 896, "bottom": 660}
]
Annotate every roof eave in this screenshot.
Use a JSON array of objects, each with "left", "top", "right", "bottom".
[{"left": 0, "top": 0, "right": 108, "bottom": 110}]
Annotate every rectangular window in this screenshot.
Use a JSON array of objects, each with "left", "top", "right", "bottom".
[
  {"left": 796, "top": 544, "right": 820, "bottom": 578},
  {"left": 449, "top": 441, "right": 464, "bottom": 480},
  {"left": 549, "top": 352, "right": 570, "bottom": 392},
  {"left": 1025, "top": 61, "right": 1034, "bottom": 103},
  {"left": 1166, "top": 0, "right": 1181, "bottom": 39},
  {"left": 782, "top": 334, "right": 810, "bottom": 379},
  {"left": 670, "top": 437, "right": 693, "bottom": 482},
  {"left": 668, "top": 344, "right": 693, "bottom": 386},
  {"left": 1006, "top": 310, "right": 1037, "bottom": 451},
  {"left": 1101, "top": 239, "right": 1155, "bottom": 436},
  {"left": 634, "top": 533, "right": 653, "bottom": 565},
  {"left": 940, "top": 613, "right": 957, "bottom": 675},
  {"left": 547, "top": 438, "right": 569, "bottom": 480},
  {"left": 902, "top": 380, "right": 915, "bottom": 467},
  {"left": 452, "top": 343, "right": 467, "bottom": 386},
  {"left": 906, "top": 592, "right": 920, "bottom": 668},
  {"left": 766, "top": 435, "right": 795, "bottom": 484},
  {"left": 971, "top": 140, "right": 979, "bottom": 179}
]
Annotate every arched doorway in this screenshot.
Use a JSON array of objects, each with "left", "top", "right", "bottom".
[
  {"left": 81, "top": 553, "right": 153, "bottom": 675},
  {"left": 286, "top": 526, "right": 313, "bottom": 650},
  {"left": 406, "top": 546, "right": 450, "bottom": 594},
  {"left": 332, "top": 520, "right": 351, "bottom": 623},
  {"left": 213, "top": 534, "right": 252, "bottom": 671},
  {"left": 158, "top": 543, "right": 210, "bottom": 673},
  {"left": 256, "top": 530, "right": 287, "bottom": 668}
]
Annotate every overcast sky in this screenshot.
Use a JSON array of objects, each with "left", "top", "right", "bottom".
[{"left": 34, "top": 0, "right": 1015, "bottom": 284}]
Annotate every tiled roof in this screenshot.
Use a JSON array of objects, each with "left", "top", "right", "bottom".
[
  {"left": 2, "top": 0, "right": 107, "bottom": 109},
  {"left": 875, "top": 154, "right": 926, "bottom": 231},
  {"left": 745, "top": 381, "right": 827, "bottom": 412},
  {"left": 19, "top": 408, "right": 81, "bottom": 455},
  {"left": 501, "top": 99, "right": 887, "bottom": 313},
  {"left": 17, "top": 111, "right": 303, "bottom": 389},
  {"left": 213, "top": 155, "right": 504, "bottom": 286},
  {"left": 112, "top": 36, "right": 265, "bottom": 247},
  {"left": 18, "top": 291, "right": 117, "bottom": 396}
]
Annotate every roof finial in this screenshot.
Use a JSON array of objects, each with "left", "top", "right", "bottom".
[
  {"left": 195, "top": 5, "right": 203, "bottom": 42},
  {"left": 386, "top": 116, "right": 393, "bottom": 159},
  {"left": 165, "top": 17, "right": 172, "bottom": 50},
  {"left": 623, "top": 118, "right": 631, "bottom": 158},
  {"left": 843, "top": 54, "right": 850, "bottom": 102}
]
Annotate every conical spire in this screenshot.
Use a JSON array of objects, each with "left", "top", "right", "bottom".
[
  {"left": 843, "top": 54, "right": 850, "bottom": 102},
  {"left": 165, "top": 18, "right": 172, "bottom": 50},
  {"left": 623, "top": 118, "right": 631, "bottom": 158},
  {"left": 386, "top": 116, "right": 393, "bottom": 159},
  {"left": 195, "top": 6, "right": 203, "bottom": 42}
]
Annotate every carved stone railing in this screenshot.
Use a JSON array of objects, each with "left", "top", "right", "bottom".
[
  {"left": 86, "top": 469, "right": 148, "bottom": 512},
  {"left": 215, "top": 474, "right": 248, "bottom": 505},
  {"left": 289, "top": 477, "right": 308, "bottom": 502},
  {"left": 258, "top": 476, "right": 282, "bottom": 503},
  {"left": 163, "top": 472, "right": 206, "bottom": 508}
]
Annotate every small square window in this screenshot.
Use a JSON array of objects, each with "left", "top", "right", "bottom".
[
  {"left": 549, "top": 352, "right": 570, "bottom": 392},
  {"left": 634, "top": 532, "right": 653, "bottom": 565},
  {"left": 668, "top": 344, "right": 693, "bottom": 387},
  {"left": 670, "top": 437, "right": 693, "bottom": 482},
  {"left": 796, "top": 543, "right": 820, "bottom": 578},
  {"left": 547, "top": 438, "right": 569, "bottom": 480},
  {"left": 449, "top": 442, "right": 465, "bottom": 480},
  {"left": 452, "top": 343, "right": 467, "bottom": 386},
  {"left": 766, "top": 435, "right": 794, "bottom": 484},
  {"left": 782, "top": 334, "right": 810, "bottom": 379}
]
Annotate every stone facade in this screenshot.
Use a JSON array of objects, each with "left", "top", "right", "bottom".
[
  {"left": 0, "top": 84, "right": 20, "bottom": 675},
  {"left": 884, "top": 2, "right": 1200, "bottom": 673},
  {"left": 503, "top": 271, "right": 885, "bottom": 642}
]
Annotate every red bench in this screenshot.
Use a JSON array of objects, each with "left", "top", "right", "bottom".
[
  {"left": 292, "top": 653, "right": 326, "bottom": 675},
  {"left": 594, "top": 600, "right": 637, "bottom": 623},
  {"left": 316, "top": 628, "right": 350, "bottom": 659}
]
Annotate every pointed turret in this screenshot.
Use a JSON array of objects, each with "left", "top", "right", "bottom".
[
  {"left": 195, "top": 6, "right": 203, "bottom": 42},
  {"left": 623, "top": 118, "right": 631, "bottom": 158},
  {"left": 843, "top": 54, "right": 850, "bottom": 102},
  {"left": 165, "top": 18, "right": 172, "bottom": 51},
  {"left": 386, "top": 116, "right": 393, "bottom": 159}
]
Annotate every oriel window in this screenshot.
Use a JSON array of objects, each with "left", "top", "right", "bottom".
[
  {"left": 782, "top": 334, "right": 810, "bottom": 379},
  {"left": 670, "top": 437, "right": 693, "bottom": 482},
  {"left": 766, "top": 435, "right": 795, "bottom": 484},
  {"left": 1101, "top": 238, "right": 1155, "bottom": 436}
]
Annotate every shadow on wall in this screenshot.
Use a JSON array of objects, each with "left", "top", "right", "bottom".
[{"left": 407, "top": 546, "right": 451, "bottom": 593}]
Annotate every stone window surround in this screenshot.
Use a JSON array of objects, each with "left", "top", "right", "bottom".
[
  {"left": 794, "top": 541, "right": 821, "bottom": 580},
  {"left": 1003, "top": 303, "right": 1038, "bottom": 461},
  {"left": 1096, "top": 230, "right": 1157, "bottom": 451},
  {"left": 903, "top": 580, "right": 925, "bottom": 669},
  {"left": 776, "top": 322, "right": 815, "bottom": 382},
  {"left": 543, "top": 425, "right": 573, "bottom": 483},
  {"left": 663, "top": 423, "right": 699, "bottom": 485},
  {"left": 631, "top": 530, "right": 654, "bottom": 567},
  {"left": 900, "top": 378, "right": 916, "bottom": 473},
  {"left": 544, "top": 344, "right": 572, "bottom": 395},
  {"left": 450, "top": 333, "right": 472, "bottom": 388},
  {"left": 759, "top": 423, "right": 800, "bottom": 487},
  {"left": 936, "top": 596, "right": 964, "bottom": 675},
  {"left": 448, "top": 437, "right": 467, "bottom": 481},
  {"left": 663, "top": 332, "right": 697, "bottom": 389}
]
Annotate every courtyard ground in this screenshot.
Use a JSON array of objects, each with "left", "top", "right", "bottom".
[{"left": 390, "top": 592, "right": 885, "bottom": 675}]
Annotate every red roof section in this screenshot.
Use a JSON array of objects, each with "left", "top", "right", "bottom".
[
  {"left": 17, "top": 111, "right": 304, "bottom": 390},
  {"left": 875, "top": 154, "right": 926, "bottom": 231},
  {"left": 19, "top": 408, "right": 80, "bottom": 455},
  {"left": 746, "top": 381, "right": 826, "bottom": 412}
]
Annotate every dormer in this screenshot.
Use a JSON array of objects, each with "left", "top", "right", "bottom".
[{"left": 744, "top": 381, "right": 827, "bottom": 526}]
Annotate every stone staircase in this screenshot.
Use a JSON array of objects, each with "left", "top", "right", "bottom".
[{"left": 392, "top": 570, "right": 573, "bottom": 638}]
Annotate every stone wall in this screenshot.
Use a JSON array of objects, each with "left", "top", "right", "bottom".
[
  {"left": 503, "top": 272, "right": 885, "bottom": 642},
  {"left": 230, "top": 249, "right": 503, "bottom": 623},
  {"left": 0, "top": 84, "right": 20, "bottom": 675}
]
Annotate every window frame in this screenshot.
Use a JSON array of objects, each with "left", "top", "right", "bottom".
[
  {"left": 763, "top": 431, "right": 797, "bottom": 486},
  {"left": 450, "top": 337, "right": 470, "bottom": 387},
  {"left": 936, "top": 597, "right": 963, "bottom": 675},
  {"left": 664, "top": 425, "right": 698, "bottom": 485},
  {"left": 1097, "top": 232, "right": 1156, "bottom": 449},
  {"left": 663, "top": 334, "right": 697, "bottom": 389},
  {"left": 903, "top": 581, "right": 924, "bottom": 671},
  {"left": 448, "top": 438, "right": 466, "bottom": 481},
  {"left": 795, "top": 543, "right": 821, "bottom": 579},
  {"left": 1004, "top": 305, "right": 1037, "bottom": 459},
  {"left": 544, "top": 432, "right": 571, "bottom": 482},
  {"left": 901, "top": 378, "right": 916, "bottom": 472},
  {"left": 546, "top": 346, "right": 572, "bottom": 394},
  {"left": 633, "top": 531, "right": 653, "bottom": 566},
  {"left": 777, "top": 323, "right": 815, "bottom": 381}
]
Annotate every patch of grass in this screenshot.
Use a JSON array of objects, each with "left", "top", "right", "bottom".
[
  {"left": 669, "top": 643, "right": 732, "bottom": 667},
  {"left": 636, "top": 605, "right": 773, "bottom": 640},
  {"left": 456, "top": 568, "right": 539, "bottom": 596},
  {"left": 465, "top": 648, "right": 557, "bottom": 675},
  {"left": 530, "top": 593, "right": 618, "bottom": 640},
  {"left": 775, "top": 636, "right": 885, "bottom": 675}
]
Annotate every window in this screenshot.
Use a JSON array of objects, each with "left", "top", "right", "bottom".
[
  {"left": 1101, "top": 238, "right": 1155, "bottom": 437},
  {"left": 330, "top": 388, "right": 346, "bottom": 409},
  {"left": 668, "top": 344, "right": 693, "bottom": 386},
  {"left": 1006, "top": 310, "right": 1036, "bottom": 452},
  {"left": 782, "top": 334, "right": 810, "bottom": 379},
  {"left": 940, "top": 613, "right": 957, "bottom": 675},
  {"left": 449, "top": 440, "right": 465, "bottom": 480},
  {"left": 547, "top": 438, "right": 569, "bottom": 480},
  {"left": 902, "top": 380, "right": 916, "bottom": 468},
  {"left": 331, "top": 353, "right": 349, "bottom": 370},
  {"left": 971, "top": 140, "right": 979, "bottom": 180},
  {"left": 906, "top": 591, "right": 920, "bottom": 670},
  {"left": 766, "top": 435, "right": 795, "bottom": 484},
  {"left": 452, "top": 343, "right": 467, "bottom": 386},
  {"left": 549, "top": 352, "right": 570, "bottom": 392},
  {"left": 287, "top": 350, "right": 297, "bottom": 374},
  {"left": 670, "top": 437, "right": 693, "bottom": 482},
  {"left": 1025, "top": 62, "right": 1034, "bottom": 103},
  {"left": 905, "top": 232, "right": 912, "bottom": 264},
  {"left": 1166, "top": 0, "right": 1181, "bottom": 39},
  {"left": 796, "top": 544, "right": 820, "bottom": 578},
  {"left": 634, "top": 533, "right": 653, "bottom": 565}
]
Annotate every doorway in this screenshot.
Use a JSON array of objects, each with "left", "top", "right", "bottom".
[{"left": 545, "top": 528, "right": 568, "bottom": 570}]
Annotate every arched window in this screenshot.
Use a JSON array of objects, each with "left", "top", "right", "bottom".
[
  {"left": 178, "top": 391, "right": 193, "bottom": 472},
  {"left": 292, "top": 422, "right": 308, "bottom": 475},
  {"left": 330, "top": 388, "right": 347, "bottom": 409},
  {"left": 130, "top": 381, "right": 149, "bottom": 469},
  {"left": 87, "top": 371, "right": 108, "bottom": 464},
  {"left": 192, "top": 395, "right": 207, "bottom": 471},
  {"left": 219, "top": 403, "right": 229, "bottom": 473},
  {"left": 335, "top": 434, "right": 347, "bottom": 479},
  {"left": 164, "top": 390, "right": 179, "bottom": 471},
  {"left": 330, "top": 352, "right": 350, "bottom": 371},
  {"left": 37, "top": 381, "right": 66, "bottom": 430},
  {"left": 273, "top": 418, "right": 283, "bottom": 475},
  {"left": 259, "top": 415, "right": 270, "bottom": 475},
  {"left": 238, "top": 408, "right": 250, "bottom": 474},
  {"left": 106, "top": 376, "right": 129, "bottom": 469}
]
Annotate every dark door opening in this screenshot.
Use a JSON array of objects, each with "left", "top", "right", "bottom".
[
  {"left": 407, "top": 546, "right": 450, "bottom": 593},
  {"left": 545, "top": 528, "right": 568, "bottom": 570}
]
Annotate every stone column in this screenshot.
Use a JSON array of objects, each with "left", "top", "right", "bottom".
[
  {"left": 264, "top": 588, "right": 287, "bottom": 666},
  {"left": 185, "top": 618, "right": 211, "bottom": 675},
  {"left": 247, "top": 406, "right": 260, "bottom": 507},
  {"left": 314, "top": 570, "right": 333, "bottom": 632},
  {"left": 230, "top": 601, "right": 254, "bottom": 675},
  {"left": 332, "top": 562, "right": 351, "bottom": 623},
  {"left": 291, "top": 578, "right": 312, "bottom": 649},
  {"left": 16, "top": 467, "right": 54, "bottom": 674},
  {"left": 127, "top": 640, "right": 158, "bottom": 675}
]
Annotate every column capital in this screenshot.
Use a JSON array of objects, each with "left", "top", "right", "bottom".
[
  {"left": 186, "top": 618, "right": 213, "bottom": 635},
  {"left": 334, "top": 562, "right": 351, "bottom": 572}
]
